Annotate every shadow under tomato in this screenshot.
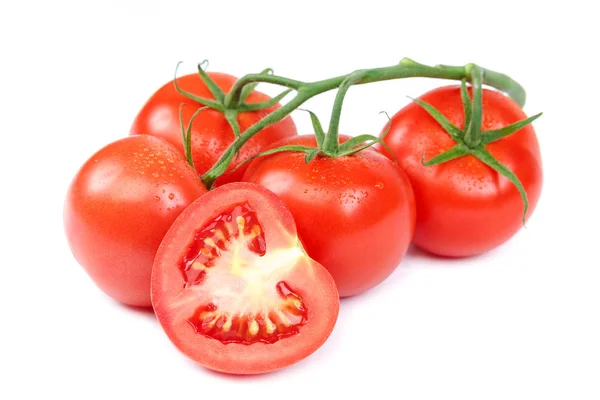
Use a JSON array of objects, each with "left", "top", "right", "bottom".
[
  {"left": 196, "top": 358, "right": 301, "bottom": 381},
  {"left": 338, "top": 255, "right": 413, "bottom": 307},
  {"left": 405, "top": 244, "right": 479, "bottom": 265},
  {"left": 407, "top": 242, "right": 512, "bottom": 265},
  {"left": 118, "top": 302, "right": 157, "bottom": 322}
]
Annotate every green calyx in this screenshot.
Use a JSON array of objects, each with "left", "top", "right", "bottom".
[
  {"left": 173, "top": 62, "right": 291, "bottom": 164},
  {"left": 415, "top": 66, "right": 542, "bottom": 223},
  {"left": 234, "top": 108, "right": 394, "bottom": 170}
]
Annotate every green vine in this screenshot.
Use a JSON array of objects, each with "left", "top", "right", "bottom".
[{"left": 181, "top": 58, "right": 528, "bottom": 188}]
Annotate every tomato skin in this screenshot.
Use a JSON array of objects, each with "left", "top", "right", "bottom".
[
  {"left": 152, "top": 182, "right": 339, "bottom": 374},
  {"left": 130, "top": 72, "right": 297, "bottom": 186},
  {"left": 242, "top": 136, "right": 416, "bottom": 297},
  {"left": 380, "top": 86, "right": 543, "bottom": 257},
  {"left": 64, "top": 135, "right": 207, "bottom": 307}
]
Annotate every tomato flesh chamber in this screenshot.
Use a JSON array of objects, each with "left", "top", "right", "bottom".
[{"left": 179, "top": 203, "right": 308, "bottom": 345}]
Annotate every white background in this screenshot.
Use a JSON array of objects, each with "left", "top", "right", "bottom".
[{"left": 1, "top": 1, "right": 599, "bottom": 399}]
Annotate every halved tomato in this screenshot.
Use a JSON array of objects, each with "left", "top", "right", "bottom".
[{"left": 152, "top": 182, "right": 339, "bottom": 374}]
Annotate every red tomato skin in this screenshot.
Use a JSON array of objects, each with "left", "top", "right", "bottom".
[
  {"left": 130, "top": 72, "right": 297, "bottom": 186},
  {"left": 64, "top": 135, "right": 207, "bottom": 307},
  {"left": 380, "top": 86, "right": 543, "bottom": 257},
  {"left": 152, "top": 182, "right": 339, "bottom": 374},
  {"left": 242, "top": 136, "right": 416, "bottom": 297}
]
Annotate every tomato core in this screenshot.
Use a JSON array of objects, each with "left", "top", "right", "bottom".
[{"left": 178, "top": 203, "right": 308, "bottom": 345}]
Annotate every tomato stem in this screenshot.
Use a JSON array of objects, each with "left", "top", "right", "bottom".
[
  {"left": 239, "top": 68, "right": 275, "bottom": 103},
  {"left": 201, "top": 59, "right": 527, "bottom": 188},
  {"left": 463, "top": 65, "right": 484, "bottom": 148},
  {"left": 224, "top": 74, "right": 306, "bottom": 109},
  {"left": 322, "top": 71, "right": 368, "bottom": 155}
]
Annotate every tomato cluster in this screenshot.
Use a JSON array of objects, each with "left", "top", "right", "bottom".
[{"left": 64, "top": 62, "right": 542, "bottom": 375}]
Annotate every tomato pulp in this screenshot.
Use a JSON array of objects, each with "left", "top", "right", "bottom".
[
  {"left": 152, "top": 182, "right": 339, "bottom": 374},
  {"left": 131, "top": 72, "right": 297, "bottom": 185},
  {"left": 381, "top": 86, "right": 543, "bottom": 257},
  {"left": 64, "top": 135, "right": 207, "bottom": 307},
  {"left": 242, "top": 135, "right": 416, "bottom": 297}
]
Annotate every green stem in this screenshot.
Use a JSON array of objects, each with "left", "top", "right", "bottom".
[
  {"left": 463, "top": 65, "right": 484, "bottom": 148},
  {"left": 323, "top": 71, "right": 368, "bottom": 154},
  {"left": 201, "top": 59, "right": 527, "bottom": 188},
  {"left": 224, "top": 74, "right": 306, "bottom": 109}
]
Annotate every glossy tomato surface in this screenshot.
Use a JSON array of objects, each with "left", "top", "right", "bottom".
[
  {"left": 381, "top": 86, "right": 543, "bottom": 257},
  {"left": 152, "top": 182, "right": 339, "bottom": 374},
  {"left": 242, "top": 136, "right": 416, "bottom": 297},
  {"left": 64, "top": 135, "right": 207, "bottom": 307},
  {"left": 130, "top": 72, "right": 297, "bottom": 186}
]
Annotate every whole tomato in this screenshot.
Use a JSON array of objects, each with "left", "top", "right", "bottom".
[
  {"left": 130, "top": 72, "right": 297, "bottom": 186},
  {"left": 64, "top": 135, "right": 207, "bottom": 307},
  {"left": 242, "top": 135, "right": 416, "bottom": 297},
  {"left": 380, "top": 85, "right": 543, "bottom": 257}
]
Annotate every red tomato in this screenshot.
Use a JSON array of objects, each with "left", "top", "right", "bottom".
[
  {"left": 152, "top": 182, "right": 339, "bottom": 374},
  {"left": 242, "top": 135, "right": 416, "bottom": 297},
  {"left": 130, "top": 72, "right": 297, "bottom": 186},
  {"left": 381, "top": 86, "right": 543, "bottom": 257},
  {"left": 64, "top": 135, "right": 207, "bottom": 307}
]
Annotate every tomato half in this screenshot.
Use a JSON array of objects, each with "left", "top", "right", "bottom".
[
  {"left": 64, "top": 135, "right": 207, "bottom": 307},
  {"left": 242, "top": 135, "right": 416, "bottom": 297},
  {"left": 380, "top": 86, "right": 543, "bottom": 257},
  {"left": 152, "top": 182, "right": 339, "bottom": 374},
  {"left": 130, "top": 72, "right": 297, "bottom": 186}
]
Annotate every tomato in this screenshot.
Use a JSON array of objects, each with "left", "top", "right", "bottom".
[
  {"left": 130, "top": 72, "right": 297, "bottom": 186},
  {"left": 380, "top": 85, "right": 543, "bottom": 257},
  {"left": 64, "top": 135, "right": 207, "bottom": 307},
  {"left": 152, "top": 182, "right": 339, "bottom": 374},
  {"left": 241, "top": 135, "right": 416, "bottom": 297}
]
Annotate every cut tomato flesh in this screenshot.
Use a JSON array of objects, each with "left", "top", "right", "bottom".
[
  {"left": 180, "top": 203, "right": 267, "bottom": 285},
  {"left": 188, "top": 281, "right": 307, "bottom": 345},
  {"left": 174, "top": 203, "right": 308, "bottom": 345}
]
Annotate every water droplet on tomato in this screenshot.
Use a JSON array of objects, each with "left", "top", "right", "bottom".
[
  {"left": 374, "top": 182, "right": 384, "bottom": 189},
  {"left": 153, "top": 196, "right": 160, "bottom": 202},
  {"left": 152, "top": 172, "right": 160, "bottom": 178},
  {"left": 168, "top": 193, "right": 175, "bottom": 200}
]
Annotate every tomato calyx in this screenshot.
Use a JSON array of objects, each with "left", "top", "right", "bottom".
[
  {"left": 230, "top": 109, "right": 397, "bottom": 173},
  {"left": 172, "top": 61, "right": 292, "bottom": 170},
  {"left": 414, "top": 66, "right": 543, "bottom": 222}
]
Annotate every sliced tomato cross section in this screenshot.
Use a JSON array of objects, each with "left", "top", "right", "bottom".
[{"left": 152, "top": 182, "right": 339, "bottom": 374}]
